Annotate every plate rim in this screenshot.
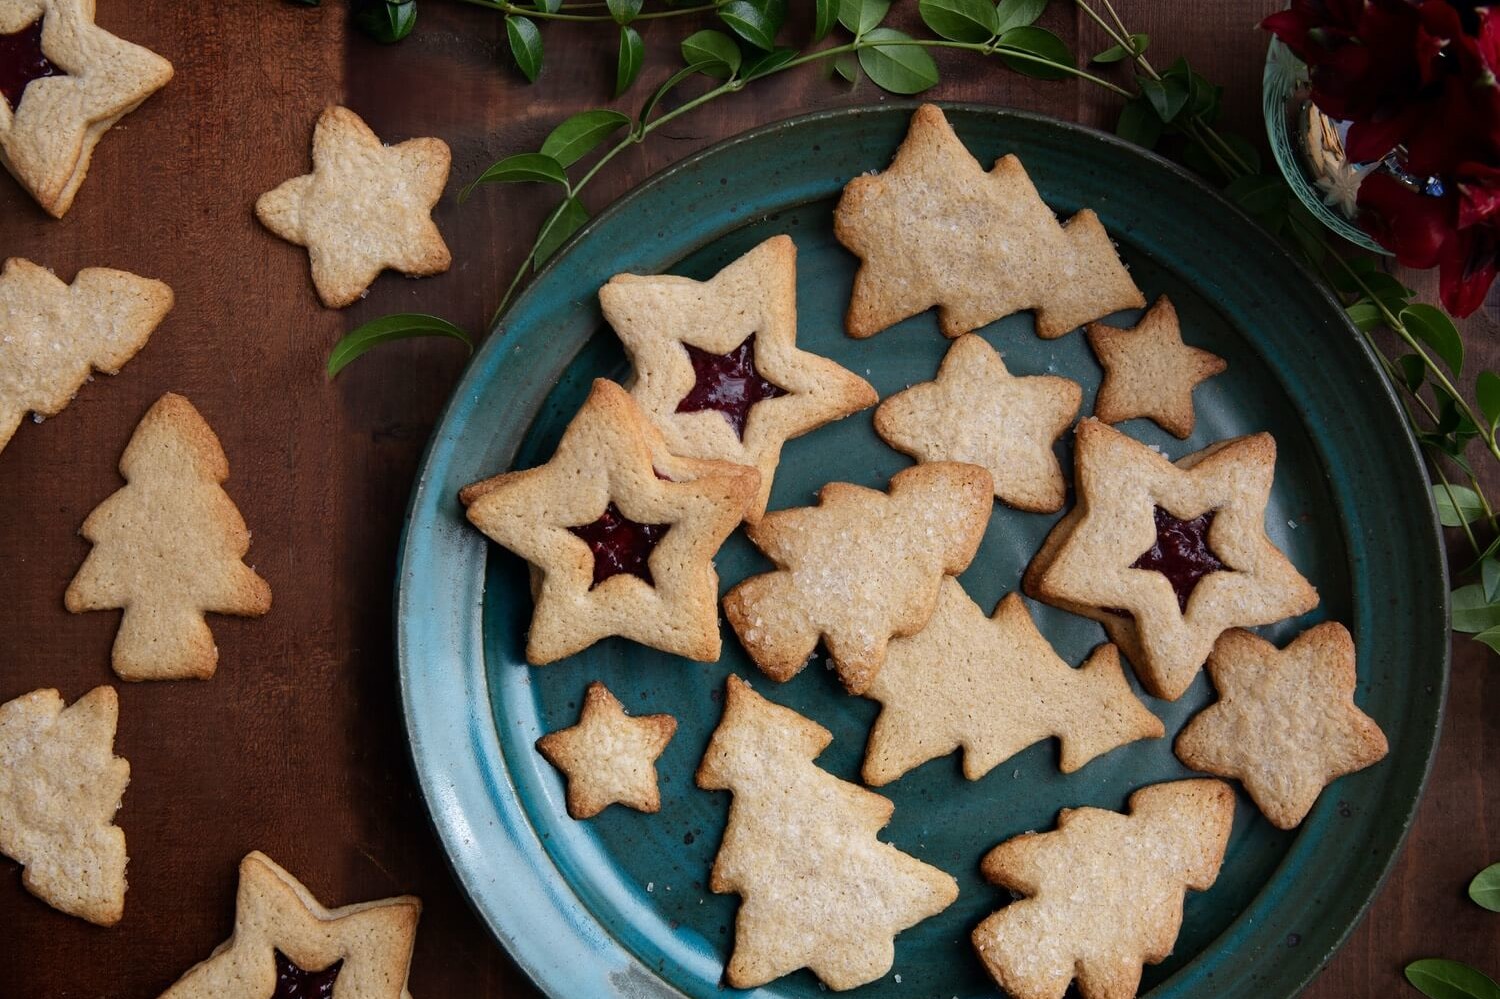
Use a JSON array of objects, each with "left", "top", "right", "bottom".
[{"left": 395, "top": 100, "right": 1451, "bottom": 998}]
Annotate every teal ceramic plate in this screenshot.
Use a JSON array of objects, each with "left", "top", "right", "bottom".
[{"left": 396, "top": 104, "right": 1448, "bottom": 998}]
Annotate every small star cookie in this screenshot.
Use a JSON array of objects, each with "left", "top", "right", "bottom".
[
  {"left": 698, "top": 675, "right": 958, "bottom": 990},
  {"left": 972, "top": 779, "right": 1235, "bottom": 999},
  {"left": 723, "top": 461, "right": 993, "bottom": 694},
  {"left": 862, "top": 578, "right": 1162, "bottom": 786},
  {"left": 256, "top": 106, "right": 451, "bottom": 308},
  {"left": 0, "top": 0, "right": 173, "bottom": 217},
  {"left": 1176, "top": 623, "right": 1387, "bottom": 829},
  {"left": 536, "top": 681, "right": 677, "bottom": 819},
  {"left": 1025, "top": 419, "right": 1318, "bottom": 701},
  {"left": 66, "top": 394, "right": 272, "bottom": 681},
  {"left": 0, "top": 686, "right": 128, "bottom": 926},
  {"left": 1086, "top": 296, "right": 1226, "bottom": 439},
  {"left": 158, "top": 851, "right": 421, "bottom": 999},
  {"left": 834, "top": 103, "right": 1145, "bottom": 339},
  {"left": 874, "top": 333, "right": 1081, "bottom": 512},
  {"left": 600, "top": 235, "right": 877, "bottom": 520},
  {"left": 0, "top": 257, "right": 172, "bottom": 455},
  {"left": 460, "top": 378, "right": 759, "bottom": 665}
]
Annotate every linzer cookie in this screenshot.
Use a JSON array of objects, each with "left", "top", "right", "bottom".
[
  {"left": 0, "top": 686, "right": 128, "bottom": 926},
  {"left": 874, "top": 333, "right": 1080, "bottom": 512},
  {"left": 1176, "top": 623, "right": 1387, "bottom": 829},
  {"left": 723, "top": 461, "right": 992, "bottom": 694},
  {"left": 834, "top": 103, "right": 1144, "bottom": 339},
  {"left": 0, "top": 0, "right": 173, "bottom": 217},
  {"left": 862, "top": 578, "right": 1162, "bottom": 786},
  {"left": 697, "top": 675, "right": 958, "bottom": 991},
  {"left": 0, "top": 258, "right": 172, "bottom": 455},
  {"left": 158, "top": 852, "right": 420, "bottom": 999},
  {"left": 256, "top": 106, "right": 451, "bottom": 308},
  {"left": 536, "top": 682, "right": 677, "bottom": 819},
  {"left": 461, "top": 378, "right": 758, "bottom": 664},
  {"left": 600, "top": 235, "right": 876, "bottom": 520},
  {"left": 972, "top": 779, "right": 1234, "bottom": 999},
  {"left": 1025, "top": 419, "right": 1318, "bottom": 700},
  {"left": 1086, "top": 296, "right": 1226, "bottom": 439}
]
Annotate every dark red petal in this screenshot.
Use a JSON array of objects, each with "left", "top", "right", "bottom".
[
  {"left": 1346, "top": 112, "right": 1413, "bottom": 162},
  {"left": 1358, "top": 172, "right": 1456, "bottom": 268},
  {"left": 1458, "top": 162, "right": 1500, "bottom": 228},
  {"left": 1439, "top": 225, "right": 1499, "bottom": 317}
]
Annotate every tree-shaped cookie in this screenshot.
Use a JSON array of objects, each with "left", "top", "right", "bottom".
[
  {"left": 723, "top": 461, "right": 993, "bottom": 694},
  {"left": 0, "top": 686, "right": 129, "bottom": 925},
  {"left": 697, "top": 675, "right": 958, "bottom": 991},
  {"left": 862, "top": 579, "right": 1163, "bottom": 785},
  {"left": 972, "top": 779, "right": 1235, "bottom": 999},
  {"left": 66, "top": 393, "right": 272, "bottom": 680},
  {"left": 0, "top": 257, "right": 172, "bottom": 454},
  {"left": 834, "top": 103, "right": 1145, "bottom": 339}
]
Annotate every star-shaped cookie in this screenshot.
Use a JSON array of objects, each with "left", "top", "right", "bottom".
[
  {"left": 536, "top": 681, "right": 677, "bottom": 819},
  {"left": 0, "top": 0, "right": 173, "bottom": 217},
  {"left": 1175, "top": 623, "right": 1387, "bottom": 829},
  {"left": 158, "top": 851, "right": 421, "bottom": 999},
  {"left": 1087, "top": 296, "right": 1226, "bottom": 439},
  {"left": 874, "top": 334, "right": 1081, "bottom": 512},
  {"left": 0, "top": 257, "right": 172, "bottom": 455},
  {"left": 1025, "top": 419, "right": 1318, "bottom": 701},
  {"left": 256, "top": 106, "right": 451, "bottom": 308},
  {"left": 0, "top": 686, "right": 128, "bottom": 926},
  {"left": 460, "top": 378, "right": 759, "bottom": 665},
  {"left": 834, "top": 103, "right": 1145, "bottom": 340},
  {"left": 600, "top": 234, "right": 877, "bottom": 520},
  {"left": 862, "top": 578, "right": 1162, "bottom": 786}
]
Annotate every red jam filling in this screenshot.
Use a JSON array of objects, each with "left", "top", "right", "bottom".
[
  {"left": 569, "top": 502, "right": 669, "bottom": 587},
  {"left": 675, "top": 334, "right": 787, "bottom": 439},
  {"left": 0, "top": 20, "right": 62, "bottom": 113},
  {"left": 272, "top": 949, "right": 343, "bottom": 999},
  {"left": 1129, "top": 506, "right": 1226, "bottom": 612}
]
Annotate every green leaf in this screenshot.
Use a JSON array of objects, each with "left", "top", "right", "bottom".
[
  {"left": 505, "top": 14, "right": 543, "bottom": 82},
  {"left": 1345, "top": 300, "right": 1381, "bottom": 332},
  {"left": 814, "top": 0, "right": 838, "bottom": 40},
  {"left": 286, "top": 0, "right": 320, "bottom": 7},
  {"left": 838, "top": 0, "right": 890, "bottom": 36},
  {"left": 682, "top": 29, "right": 742, "bottom": 78},
  {"left": 638, "top": 62, "right": 713, "bottom": 126},
  {"left": 1483, "top": 558, "right": 1500, "bottom": 603},
  {"left": 833, "top": 51, "right": 861, "bottom": 82},
  {"left": 615, "top": 24, "right": 643, "bottom": 96},
  {"left": 858, "top": 27, "right": 939, "bottom": 94},
  {"left": 459, "top": 152, "right": 566, "bottom": 203},
  {"left": 742, "top": 46, "right": 797, "bottom": 79},
  {"left": 1470, "top": 863, "right": 1500, "bottom": 911},
  {"left": 606, "top": 0, "right": 642, "bottom": 23},
  {"left": 534, "top": 198, "right": 590, "bottom": 267},
  {"left": 541, "top": 110, "right": 629, "bottom": 169},
  {"left": 720, "top": 0, "right": 777, "bottom": 49},
  {"left": 326, "top": 314, "right": 472, "bottom": 379},
  {"left": 1224, "top": 174, "right": 1286, "bottom": 217},
  {"left": 355, "top": 0, "right": 417, "bottom": 43},
  {"left": 1404, "top": 958, "right": 1500, "bottom": 999},
  {"left": 1094, "top": 32, "right": 1148, "bottom": 63},
  {"left": 1478, "top": 372, "right": 1500, "bottom": 434},
  {"left": 533, "top": 0, "right": 562, "bottom": 12},
  {"left": 1451, "top": 583, "right": 1500, "bottom": 634},
  {"left": 918, "top": 0, "right": 997, "bottom": 42},
  {"left": 1115, "top": 97, "right": 1162, "bottom": 148},
  {"left": 1402, "top": 303, "right": 1464, "bottom": 376},
  {"left": 1474, "top": 626, "right": 1500, "bottom": 655},
  {"left": 1397, "top": 353, "right": 1426, "bottom": 391},
  {"left": 994, "top": 0, "right": 1047, "bottom": 33},
  {"left": 1218, "top": 131, "right": 1263, "bottom": 174},
  {"left": 1435, "top": 483, "right": 1486, "bottom": 528},
  {"left": 998, "top": 25, "right": 1074, "bottom": 81},
  {"left": 1139, "top": 74, "right": 1190, "bottom": 122}
]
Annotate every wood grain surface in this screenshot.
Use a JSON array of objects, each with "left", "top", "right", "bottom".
[{"left": 1, "top": 2, "right": 1495, "bottom": 996}]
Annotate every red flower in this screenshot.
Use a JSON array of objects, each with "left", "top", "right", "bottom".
[{"left": 1359, "top": 171, "right": 1499, "bottom": 315}]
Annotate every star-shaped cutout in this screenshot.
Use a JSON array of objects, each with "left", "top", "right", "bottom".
[
  {"left": 256, "top": 106, "right": 452, "bottom": 308},
  {"left": 1129, "top": 506, "right": 1227, "bottom": 613},
  {"left": 536, "top": 682, "right": 677, "bottom": 819},
  {"left": 1026, "top": 419, "right": 1318, "bottom": 701},
  {"left": 0, "top": 0, "right": 173, "bottom": 217},
  {"left": 862, "top": 578, "right": 1162, "bottom": 785},
  {"left": 600, "top": 235, "right": 876, "bottom": 520},
  {"left": 157, "top": 852, "right": 420, "bottom": 999},
  {"left": 874, "top": 334, "right": 1081, "bottom": 513},
  {"left": 1175, "top": 623, "right": 1387, "bottom": 829},
  {"left": 1086, "top": 296, "right": 1226, "bottom": 439},
  {"left": 834, "top": 103, "right": 1145, "bottom": 340},
  {"left": 460, "top": 378, "right": 759, "bottom": 664}
]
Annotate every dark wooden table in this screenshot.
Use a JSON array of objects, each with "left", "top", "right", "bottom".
[{"left": 2, "top": 2, "right": 1496, "bottom": 996}]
